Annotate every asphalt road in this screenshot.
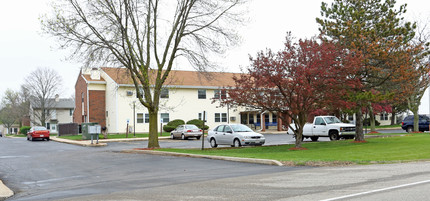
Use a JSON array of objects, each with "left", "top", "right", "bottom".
[{"left": 3, "top": 128, "right": 427, "bottom": 201}]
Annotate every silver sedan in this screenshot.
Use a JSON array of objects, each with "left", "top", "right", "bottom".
[
  {"left": 170, "top": 124, "right": 203, "bottom": 140},
  {"left": 207, "top": 124, "right": 265, "bottom": 148}
]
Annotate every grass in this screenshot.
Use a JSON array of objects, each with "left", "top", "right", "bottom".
[
  {"left": 374, "top": 124, "right": 401, "bottom": 129},
  {"left": 158, "top": 133, "right": 430, "bottom": 165},
  {"left": 6, "top": 134, "right": 26, "bottom": 137},
  {"left": 59, "top": 132, "right": 171, "bottom": 140}
]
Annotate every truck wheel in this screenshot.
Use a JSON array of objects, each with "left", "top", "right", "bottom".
[
  {"left": 406, "top": 126, "right": 413, "bottom": 133},
  {"left": 310, "top": 136, "right": 319, "bottom": 142},
  {"left": 329, "top": 131, "right": 339, "bottom": 141}
]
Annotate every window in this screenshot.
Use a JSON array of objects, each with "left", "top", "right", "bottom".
[
  {"left": 161, "top": 113, "right": 169, "bottom": 123},
  {"left": 216, "top": 125, "right": 225, "bottom": 132},
  {"left": 160, "top": 88, "right": 169, "bottom": 98},
  {"left": 46, "top": 123, "right": 51, "bottom": 129},
  {"left": 145, "top": 113, "right": 149, "bottom": 123},
  {"left": 137, "top": 113, "right": 144, "bottom": 123},
  {"left": 249, "top": 114, "right": 254, "bottom": 124},
  {"left": 136, "top": 88, "right": 144, "bottom": 98},
  {"left": 215, "top": 113, "right": 227, "bottom": 122},
  {"left": 380, "top": 113, "right": 388, "bottom": 121},
  {"left": 214, "top": 90, "right": 227, "bottom": 99},
  {"left": 257, "top": 114, "right": 261, "bottom": 123},
  {"left": 198, "top": 113, "right": 208, "bottom": 121},
  {"left": 348, "top": 115, "right": 354, "bottom": 121},
  {"left": 70, "top": 109, "right": 74, "bottom": 116},
  {"left": 315, "top": 117, "right": 325, "bottom": 125},
  {"left": 272, "top": 114, "right": 277, "bottom": 123},
  {"left": 81, "top": 92, "right": 84, "bottom": 103},
  {"left": 215, "top": 113, "right": 220, "bottom": 122},
  {"left": 222, "top": 113, "right": 227, "bottom": 122},
  {"left": 198, "top": 89, "right": 206, "bottom": 99}
]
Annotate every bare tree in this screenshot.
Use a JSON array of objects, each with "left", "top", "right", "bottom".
[
  {"left": 23, "top": 68, "right": 62, "bottom": 127},
  {"left": 0, "top": 89, "right": 22, "bottom": 133},
  {"left": 41, "top": 0, "right": 245, "bottom": 148}
]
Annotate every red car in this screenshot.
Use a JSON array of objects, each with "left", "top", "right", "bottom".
[{"left": 27, "top": 126, "right": 50, "bottom": 141}]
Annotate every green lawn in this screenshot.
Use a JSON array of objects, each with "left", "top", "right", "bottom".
[
  {"left": 374, "top": 124, "right": 401, "bottom": 129},
  {"left": 158, "top": 133, "right": 430, "bottom": 165},
  {"left": 59, "top": 132, "right": 170, "bottom": 140},
  {"left": 6, "top": 134, "right": 26, "bottom": 137}
]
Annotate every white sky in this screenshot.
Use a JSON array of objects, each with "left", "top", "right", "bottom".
[{"left": 0, "top": 0, "right": 429, "bottom": 105}]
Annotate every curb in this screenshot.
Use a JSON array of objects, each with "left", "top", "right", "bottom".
[
  {"left": 0, "top": 180, "right": 13, "bottom": 201},
  {"left": 122, "top": 149, "right": 284, "bottom": 166},
  {"left": 50, "top": 136, "right": 107, "bottom": 147},
  {"left": 50, "top": 136, "right": 171, "bottom": 147}
]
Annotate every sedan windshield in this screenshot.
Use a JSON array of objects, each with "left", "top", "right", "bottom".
[
  {"left": 230, "top": 124, "right": 253, "bottom": 132},
  {"left": 324, "top": 117, "right": 342, "bottom": 124}
]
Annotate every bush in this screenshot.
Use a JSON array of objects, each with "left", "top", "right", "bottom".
[
  {"left": 20, "top": 126, "right": 31, "bottom": 134},
  {"left": 186, "top": 119, "right": 209, "bottom": 130},
  {"left": 163, "top": 119, "right": 185, "bottom": 132},
  {"left": 363, "top": 118, "right": 381, "bottom": 126}
]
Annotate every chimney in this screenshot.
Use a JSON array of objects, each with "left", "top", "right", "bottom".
[
  {"left": 55, "top": 94, "right": 60, "bottom": 102},
  {"left": 90, "top": 68, "right": 101, "bottom": 80}
]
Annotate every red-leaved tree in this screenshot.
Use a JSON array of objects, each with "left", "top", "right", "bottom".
[{"left": 222, "top": 34, "right": 362, "bottom": 148}]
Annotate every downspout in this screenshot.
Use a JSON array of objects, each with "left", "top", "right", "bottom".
[
  {"left": 260, "top": 110, "right": 269, "bottom": 132},
  {"left": 86, "top": 82, "right": 89, "bottom": 123}
]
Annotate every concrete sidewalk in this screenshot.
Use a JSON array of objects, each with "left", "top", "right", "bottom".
[{"left": 0, "top": 180, "right": 13, "bottom": 201}]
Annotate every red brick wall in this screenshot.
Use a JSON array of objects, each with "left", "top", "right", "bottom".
[
  {"left": 74, "top": 73, "right": 87, "bottom": 124},
  {"left": 88, "top": 90, "right": 106, "bottom": 127}
]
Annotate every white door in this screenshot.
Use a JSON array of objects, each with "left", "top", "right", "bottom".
[{"left": 312, "top": 117, "right": 327, "bottom": 136}]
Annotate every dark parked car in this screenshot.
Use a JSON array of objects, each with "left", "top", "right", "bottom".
[{"left": 401, "top": 115, "right": 430, "bottom": 132}]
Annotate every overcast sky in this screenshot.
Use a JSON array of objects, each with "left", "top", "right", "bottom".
[{"left": 1, "top": 0, "right": 429, "bottom": 103}]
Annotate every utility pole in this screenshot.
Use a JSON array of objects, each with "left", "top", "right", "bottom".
[{"left": 133, "top": 101, "right": 136, "bottom": 137}]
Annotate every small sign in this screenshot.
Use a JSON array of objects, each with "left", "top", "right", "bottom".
[
  {"left": 160, "top": 119, "right": 163, "bottom": 123},
  {"left": 127, "top": 119, "right": 130, "bottom": 124}
]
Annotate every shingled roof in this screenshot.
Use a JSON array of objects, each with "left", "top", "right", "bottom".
[{"left": 101, "top": 67, "right": 240, "bottom": 87}]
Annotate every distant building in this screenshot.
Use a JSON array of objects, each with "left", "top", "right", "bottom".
[
  {"left": 30, "top": 94, "right": 75, "bottom": 134},
  {"left": 73, "top": 67, "right": 285, "bottom": 134}
]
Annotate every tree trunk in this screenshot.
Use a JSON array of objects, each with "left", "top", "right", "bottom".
[
  {"left": 368, "top": 105, "right": 376, "bottom": 132},
  {"left": 355, "top": 109, "right": 365, "bottom": 141},
  {"left": 391, "top": 109, "right": 396, "bottom": 125},
  {"left": 413, "top": 110, "right": 419, "bottom": 132},
  {"left": 148, "top": 109, "right": 160, "bottom": 148},
  {"left": 294, "top": 128, "right": 303, "bottom": 148}
]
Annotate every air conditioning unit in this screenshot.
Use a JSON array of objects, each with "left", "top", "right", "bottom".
[
  {"left": 126, "top": 91, "right": 133, "bottom": 96},
  {"left": 230, "top": 116, "right": 236, "bottom": 121}
]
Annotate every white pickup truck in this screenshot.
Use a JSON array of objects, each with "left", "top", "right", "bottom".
[{"left": 289, "top": 116, "right": 356, "bottom": 141}]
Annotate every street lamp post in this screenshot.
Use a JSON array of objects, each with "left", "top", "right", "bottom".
[{"left": 133, "top": 101, "right": 136, "bottom": 137}]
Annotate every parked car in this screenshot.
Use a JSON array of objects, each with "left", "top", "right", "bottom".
[
  {"left": 207, "top": 124, "right": 265, "bottom": 148},
  {"left": 401, "top": 115, "right": 430, "bottom": 132},
  {"left": 27, "top": 126, "right": 50, "bottom": 141},
  {"left": 170, "top": 124, "right": 203, "bottom": 140}
]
